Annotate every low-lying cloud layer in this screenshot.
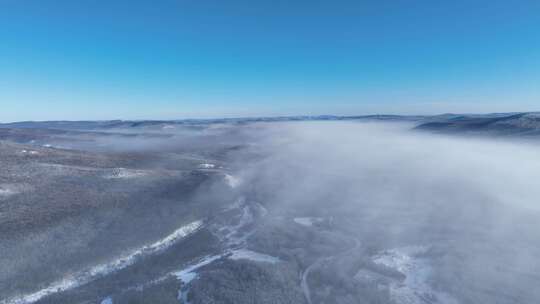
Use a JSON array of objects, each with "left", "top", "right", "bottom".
[
  {"left": 231, "top": 121, "right": 540, "bottom": 302},
  {"left": 243, "top": 121, "right": 540, "bottom": 210}
]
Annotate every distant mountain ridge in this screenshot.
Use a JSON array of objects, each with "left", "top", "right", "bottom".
[
  {"left": 415, "top": 112, "right": 540, "bottom": 137},
  {"left": 2, "top": 112, "right": 540, "bottom": 138},
  {"left": 0, "top": 115, "right": 425, "bottom": 130}
]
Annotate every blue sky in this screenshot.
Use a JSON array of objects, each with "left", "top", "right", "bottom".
[{"left": 0, "top": 0, "right": 539, "bottom": 121}]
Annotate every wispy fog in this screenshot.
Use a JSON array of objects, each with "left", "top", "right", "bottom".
[
  {"left": 230, "top": 121, "right": 540, "bottom": 302},
  {"left": 240, "top": 121, "right": 540, "bottom": 211}
]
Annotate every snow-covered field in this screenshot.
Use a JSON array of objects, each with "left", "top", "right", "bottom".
[
  {"left": 228, "top": 249, "right": 280, "bottom": 264},
  {"left": 100, "top": 297, "right": 113, "bottom": 304},
  {"left": 373, "top": 246, "right": 458, "bottom": 304},
  {"left": 174, "top": 254, "right": 227, "bottom": 303}
]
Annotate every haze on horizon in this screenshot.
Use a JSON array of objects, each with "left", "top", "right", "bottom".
[{"left": 0, "top": 0, "right": 539, "bottom": 121}]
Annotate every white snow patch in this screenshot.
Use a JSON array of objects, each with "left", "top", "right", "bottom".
[
  {"left": 293, "top": 217, "right": 323, "bottom": 227},
  {"left": 174, "top": 249, "right": 279, "bottom": 302},
  {"left": 147, "top": 221, "right": 203, "bottom": 252},
  {"left": 174, "top": 254, "right": 222, "bottom": 284},
  {"left": 198, "top": 163, "right": 215, "bottom": 169},
  {"left": 0, "top": 184, "right": 27, "bottom": 198},
  {"left": 178, "top": 287, "right": 190, "bottom": 304},
  {"left": 224, "top": 174, "right": 241, "bottom": 188},
  {"left": 0, "top": 188, "right": 16, "bottom": 197},
  {"left": 100, "top": 297, "right": 113, "bottom": 304},
  {"left": 88, "top": 220, "right": 203, "bottom": 277},
  {"left": 1, "top": 221, "right": 202, "bottom": 304},
  {"left": 373, "top": 246, "right": 458, "bottom": 304},
  {"left": 215, "top": 198, "right": 259, "bottom": 246},
  {"left": 229, "top": 249, "right": 279, "bottom": 264},
  {"left": 174, "top": 254, "right": 224, "bottom": 303},
  {"left": 224, "top": 205, "right": 254, "bottom": 243}
]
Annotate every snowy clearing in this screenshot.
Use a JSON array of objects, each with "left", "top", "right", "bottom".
[
  {"left": 373, "top": 246, "right": 458, "bottom": 304},
  {"left": 228, "top": 249, "right": 280, "bottom": 264}
]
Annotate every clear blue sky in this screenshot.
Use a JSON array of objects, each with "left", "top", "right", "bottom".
[{"left": 0, "top": 0, "right": 539, "bottom": 121}]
